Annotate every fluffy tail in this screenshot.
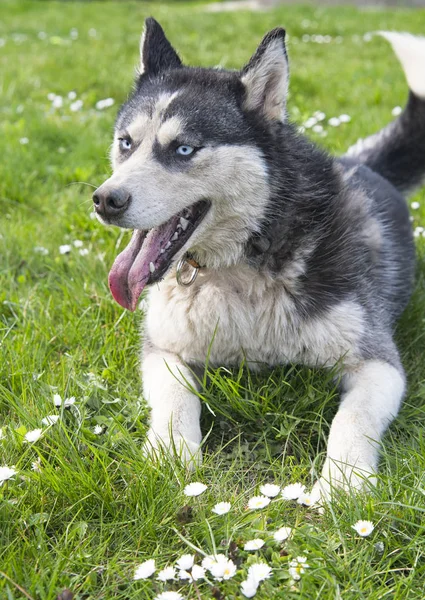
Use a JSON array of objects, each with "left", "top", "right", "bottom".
[{"left": 345, "top": 32, "right": 425, "bottom": 196}]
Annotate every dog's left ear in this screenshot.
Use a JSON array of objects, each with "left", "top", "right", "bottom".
[
  {"left": 138, "top": 18, "right": 182, "bottom": 76},
  {"left": 241, "top": 28, "right": 289, "bottom": 121}
]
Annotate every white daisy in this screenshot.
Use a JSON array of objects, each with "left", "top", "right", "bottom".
[
  {"left": 79, "top": 248, "right": 89, "bottom": 256},
  {"left": 392, "top": 106, "right": 402, "bottom": 117},
  {"left": 191, "top": 564, "right": 206, "bottom": 580},
  {"left": 411, "top": 201, "right": 420, "bottom": 210},
  {"left": 31, "top": 458, "right": 42, "bottom": 472},
  {"left": 210, "top": 556, "right": 237, "bottom": 581},
  {"left": 247, "top": 495, "right": 270, "bottom": 510},
  {"left": 201, "top": 555, "right": 216, "bottom": 570},
  {"left": 328, "top": 117, "right": 341, "bottom": 127},
  {"left": 304, "top": 117, "right": 317, "bottom": 129},
  {"left": 53, "top": 394, "right": 62, "bottom": 406},
  {"left": 93, "top": 425, "right": 103, "bottom": 435},
  {"left": 212, "top": 501, "right": 231, "bottom": 515},
  {"left": 313, "top": 111, "right": 326, "bottom": 121},
  {"left": 42, "top": 415, "right": 59, "bottom": 426},
  {"left": 289, "top": 556, "right": 309, "bottom": 580},
  {"left": 281, "top": 483, "right": 305, "bottom": 500},
  {"left": 34, "top": 246, "right": 49, "bottom": 255},
  {"left": 273, "top": 526, "right": 292, "bottom": 542},
  {"left": 339, "top": 114, "right": 351, "bottom": 123},
  {"left": 24, "top": 429, "right": 43, "bottom": 443},
  {"left": 312, "top": 124, "right": 324, "bottom": 133},
  {"left": 352, "top": 520, "right": 374, "bottom": 537},
  {"left": 19, "top": 137, "right": 29, "bottom": 145},
  {"left": 73, "top": 239, "right": 84, "bottom": 247},
  {"left": 134, "top": 559, "right": 156, "bottom": 580},
  {"left": 53, "top": 394, "right": 75, "bottom": 407},
  {"left": 0, "top": 428, "right": 4, "bottom": 440},
  {"left": 0, "top": 466, "right": 17, "bottom": 485},
  {"left": 157, "top": 566, "right": 176, "bottom": 581},
  {"left": 176, "top": 554, "right": 194, "bottom": 571},
  {"left": 247, "top": 562, "right": 272, "bottom": 583},
  {"left": 241, "top": 579, "right": 258, "bottom": 598},
  {"left": 244, "top": 539, "right": 265, "bottom": 551},
  {"left": 259, "top": 483, "right": 280, "bottom": 498},
  {"left": 52, "top": 95, "right": 63, "bottom": 109},
  {"left": 178, "top": 569, "right": 191, "bottom": 580},
  {"left": 59, "top": 244, "right": 72, "bottom": 255},
  {"left": 297, "top": 492, "right": 316, "bottom": 507},
  {"left": 154, "top": 592, "right": 183, "bottom": 600},
  {"left": 183, "top": 482, "right": 207, "bottom": 497},
  {"left": 68, "top": 91, "right": 77, "bottom": 100},
  {"left": 95, "top": 98, "right": 114, "bottom": 110},
  {"left": 70, "top": 100, "right": 83, "bottom": 112}
]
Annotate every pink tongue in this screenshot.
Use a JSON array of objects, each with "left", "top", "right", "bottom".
[{"left": 108, "top": 218, "right": 179, "bottom": 311}]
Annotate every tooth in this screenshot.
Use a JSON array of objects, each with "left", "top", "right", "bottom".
[
  {"left": 160, "top": 249, "right": 165, "bottom": 254},
  {"left": 165, "top": 241, "right": 171, "bottom": 249},
  {"left": 179, "top": 217, "right": 189, "bottom": 231},
  {"left": 171, "top": 232, "right": 179, "bottom": 241},
  {"left": 149, "top": 262, "right": 155, "bottom": 273}
]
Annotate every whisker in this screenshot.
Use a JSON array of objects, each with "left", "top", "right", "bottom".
[
  {"left": 65, "top": 181, "right": 98, "bottom": 189},
  {"left": 78, "top": 198, "right": 95, "bottom": 208}
]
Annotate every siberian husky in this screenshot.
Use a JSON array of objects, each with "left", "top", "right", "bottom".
[{"left": 93, "top": 20, "right": 425, "bottom": 500}]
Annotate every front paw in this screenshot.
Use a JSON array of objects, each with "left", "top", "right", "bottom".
[
  {"left": 312, "top": 459, "right": 377, "bottom": 506},
  {"left": 143, "top": 429, "right": 202, "bottom": 470}
]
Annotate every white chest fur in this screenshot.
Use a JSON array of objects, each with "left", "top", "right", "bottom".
[{"left": 145, "top": 265, "right": 365, "bottom": 369}]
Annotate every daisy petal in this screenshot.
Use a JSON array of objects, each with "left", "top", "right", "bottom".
[
  {"left": 183, "top": 482, "right": 207, "bottom": 497},
  {"left": 273, "top": 526, "right": 292, "bottom": 542},
  {"left": 244, "top": 539, "right": 265, "bottom": 551},
  {"left": 134, "top": 559, "right": 156, "bottom": 580}
]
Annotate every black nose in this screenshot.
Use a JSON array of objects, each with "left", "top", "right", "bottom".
[{"left": 92, "top": 188, "right": 130, "bottom": 218}]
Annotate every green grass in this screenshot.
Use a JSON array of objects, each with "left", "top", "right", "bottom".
[{"left": 1, "top": 1, "right": 425, "bottom": 598}]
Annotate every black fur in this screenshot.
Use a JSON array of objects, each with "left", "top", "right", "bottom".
[
  {"left": 348, "top": 91, "right": 425, "bottom": 195},
  {"left": 116, "top": 19, "right": 418, "bottom": 357},
  {"left": 140, "top": 17, "right": 182, "bottom": 76}
]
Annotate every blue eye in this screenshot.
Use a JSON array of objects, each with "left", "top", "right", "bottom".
[
  {"left": 119, "top": 138, "right": 132, "bottom": 151},
  {"left": 176, "top": 145, "right": 194, "bottom": 156}
]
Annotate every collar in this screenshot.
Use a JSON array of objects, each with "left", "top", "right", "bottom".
[{"left": 176, "top": 253, "right": 204, "bottom": 287}]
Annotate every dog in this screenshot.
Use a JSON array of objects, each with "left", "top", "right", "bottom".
[{"left": 93, "top": 20, "right": 425, "bottom": 500}]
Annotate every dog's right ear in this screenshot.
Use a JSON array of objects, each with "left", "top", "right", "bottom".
[
  {"left": 138, "top": 18, "right": 182, "bottom": 77},
  {"left": 241, "top": 28, "right": 289, "bottom": 122}
]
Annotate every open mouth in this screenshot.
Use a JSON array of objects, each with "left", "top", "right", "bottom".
[{"left": 108, "top": 200, "right": 210, "bottom": 311}]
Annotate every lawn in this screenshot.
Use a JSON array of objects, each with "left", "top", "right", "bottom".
[{"left": 1, "top": 1, "right": 425, "bottom": 598}]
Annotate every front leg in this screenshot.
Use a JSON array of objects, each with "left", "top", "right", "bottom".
[
  {"left": 313, "top": 359, "right": 405, "bottom": 501},
  {"left": 142, "top": 343, "right": 202, "bottom": 467}
]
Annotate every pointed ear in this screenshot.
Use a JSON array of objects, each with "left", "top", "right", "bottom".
[
  {"left": 138, "top": 18, "right": 182, "bottom": 76},
  {"left": 241, "top": 28, "right": 289, "bottom": 121}
]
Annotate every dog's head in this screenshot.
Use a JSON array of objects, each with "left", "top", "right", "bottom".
[{"left": 93, "top": 18, "right": 289, "bottom": 310}]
